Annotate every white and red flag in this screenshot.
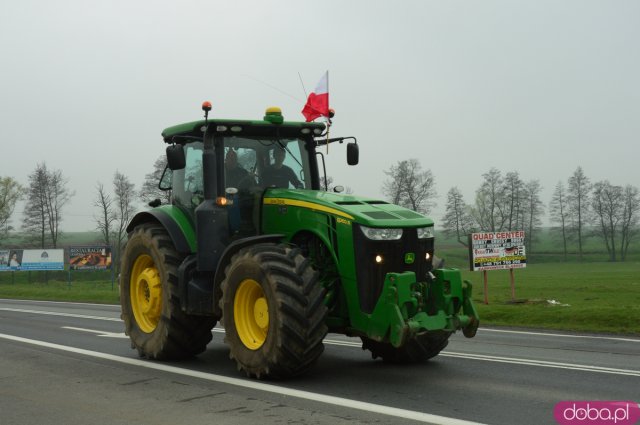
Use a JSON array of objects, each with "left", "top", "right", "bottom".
[{"left": 301, "top": 71, "right": 329, "bottom": 122}]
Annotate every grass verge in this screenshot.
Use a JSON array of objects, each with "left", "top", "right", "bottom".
[
  {"left": 0, "top": 276, "right": 119, "bottom": 305},
  {"left": 461, "top": 262, "right": 640, "bottom": 335},
  {"left": 1, "top": 262, "right": 638, "bottom": 336}
]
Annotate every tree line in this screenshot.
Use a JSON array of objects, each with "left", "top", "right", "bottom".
[
  {"left": 1, "top": 158, "right": 638, "bottom": 264},
  {"left": 382, "top": 161, "right": 640, "bottom": 262},
  {"left": 0, "top": 158, "right": 167, "bottom": 273}
]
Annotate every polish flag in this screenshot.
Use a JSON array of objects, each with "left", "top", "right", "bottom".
[{"left": 301, "top": 71, "right": 329, "bottom": 122}]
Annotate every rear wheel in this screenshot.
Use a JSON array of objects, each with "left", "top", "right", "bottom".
[
  {"left": 120, "top": 223, "right": 216, "bottom": 359},
  {"left": 221, "top": 244, "right": 327, "bottom": 379},
  {"left": 361, "top": 331, "right": 451, "bottom": 363}
]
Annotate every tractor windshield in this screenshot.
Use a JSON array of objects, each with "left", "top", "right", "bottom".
[
  {"left": 171, "top": 136, "right": 314, "bottom": 215},
  {"left": 223, "top": 136, "right": 311, "bottom": 190}
]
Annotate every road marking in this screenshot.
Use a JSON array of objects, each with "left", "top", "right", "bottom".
[
  {"left": 317, "top": 337, "right": 640, "bottom": 377},
  {"left": 62, "top": 326, "right": 128, "bottom": 338},
  {"left": 0, "top": 307, "right": 121, "bottom": 322},
  {"left": 0, "top": 298, "right": 120, "bottom": 308},
  {"left": 0, "top": 332, "right": 484, "bottom": 425},
  {"left": 4, "top": 306, "right": 639, "bottom": 377},
  {"left": 440, "top": 352, "right": 640, "bottom": 377},
  {"left": 478, "top": 328, "right": 640, "bottom": 343}
]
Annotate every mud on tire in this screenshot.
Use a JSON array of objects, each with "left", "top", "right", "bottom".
[
  {"left": 120, "top": 223, "right": 216, "bottom": 360},
  {"left": 220, "top": 243, "right": 328, "bottom": 379}
]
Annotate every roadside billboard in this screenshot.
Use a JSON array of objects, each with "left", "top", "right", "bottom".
[
  {"left": 468, "top": 231, "right": 527, "bottom": 272},
  {"left": 69, "top": 246, "right": 112, "bottom": 270},
  {"left": 0, "top": 249, "right": 64, "bottom": 271}
]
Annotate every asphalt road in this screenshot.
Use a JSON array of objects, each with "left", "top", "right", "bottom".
[{"left": 0, "top": 298, "right": 638, "bottom": 425}]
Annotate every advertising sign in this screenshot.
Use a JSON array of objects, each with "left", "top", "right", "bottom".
[
  {"left": 468, "top": 231, "right": 527, "bottom": 272},
  {"left": 69, "top": 246, "right": 112, "bottom": 270},
  {"left": 0, "top": 249, "right": 64, "bottom": 271}
]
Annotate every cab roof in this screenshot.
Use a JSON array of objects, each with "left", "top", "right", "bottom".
[{"left": 161, "top": 118, "right": 326, "bottom": 144}]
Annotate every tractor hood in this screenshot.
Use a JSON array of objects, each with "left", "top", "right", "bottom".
[{"left": 263, "top": 189, "right": 433, "bottom": 228}]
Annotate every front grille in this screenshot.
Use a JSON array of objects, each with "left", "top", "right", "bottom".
[{"left": 353, "top": 225, "right": 434, "bottom": 313}]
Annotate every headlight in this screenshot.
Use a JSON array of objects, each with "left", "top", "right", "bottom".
[
  {"left": 417, "top": 226, "right": 434, "bottom": 239},
  {"left": 360, "top": 226, "right": 403, "bottom": 240}
]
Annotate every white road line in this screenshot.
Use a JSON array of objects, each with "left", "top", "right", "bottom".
[
  {"left": 0, "top": 307, "right": 121, "bottom": 322},
  {"left": 4, "top": 306, "right": 639, "bottom": 377},
  {"left": 0, "top": 332, "right": 485, "bottom": 425},
  {"left": 61, "top": 326, "right": 128, "bottom": 338},
  {"left": 478, "top": 328, "right": 640, "bottom": 343},
  {"left": 440, "top": 352, "right": 640, "bottom": 377},
  {"left": 319, "top": 338, "right": 640, "bottom": 377},
  {"left": 0, "top": 298, "right": 120, "bottom": 308}
]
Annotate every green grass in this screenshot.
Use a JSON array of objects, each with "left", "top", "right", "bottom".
[
  {"left": 0, "top": 270, "right": 119, "bottom": 304},
  {"left": 460, "top": 262, "right": 640, "bottom": 335}
]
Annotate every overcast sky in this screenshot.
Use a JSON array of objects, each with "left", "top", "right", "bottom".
[{"left": 1, "top": 0, "right": 638, "bottom": 233}]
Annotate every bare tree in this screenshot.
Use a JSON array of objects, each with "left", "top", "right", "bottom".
[
  {"left": 0, "top": 177, "right": 24, "bottom": 240},
  {"left": 620, "top": 185, "right": 640, "bottom": 261},
  {"left": 503, "top": 171, "right": 525, "bottom": 231},
  {"left": 140, "top": 155, "right": 171, "bottom": 206},
  {"left": 382, "top": 162, "right": 407, "bottom": 205},
  {"left": 22, "top": 165, "right": 47, "bottom": 247},
  {"left": 94, "top": 182, "right": 117, "bottom": 247},
  {"left": 567, "top": 167, "right": 591, "bottom": 260},
  {"left": 320, "top": 176, "right": 353, "bottom": 194},
  {"left": 471, "top": 168, "right": 505, "bottom": 232},
  {"left": 442, "top": 187, "right": 475, "bottom": 246},
  {"left": 382, "top": 159, "right": 437, "bottom": 214},
  {"left": 22, "top": 163, "right": 73, "bottom": 248},
  {"left": 591, "top": 181, "right": 624, "bottom": 262},
  {"left": 523, "top": 180, "right": 544, "bottom": 254},
  {"left": 113, "top": 171, "right": 136, "bottom": 273},
  {"left": 549, "top": 181, "right": 569, "bottom": 260}
]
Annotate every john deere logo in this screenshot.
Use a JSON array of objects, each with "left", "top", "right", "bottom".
[{"left": 404, "top": 253, "right": 415, "bottom": 264}]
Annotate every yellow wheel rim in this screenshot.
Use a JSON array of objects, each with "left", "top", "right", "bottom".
[
  {"left": 234, "top": 279, "right": 269, "bottom": 350},
  {"left": 130, "top": 254, "right": 162, "bottom": 333}
]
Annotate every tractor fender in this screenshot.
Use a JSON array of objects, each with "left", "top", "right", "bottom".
[
  {"left": 126, "top": 209, "right": 195, "bottom": 255},
  {"left": 211, "top": 234, "right": 285, "bottom": 317}
]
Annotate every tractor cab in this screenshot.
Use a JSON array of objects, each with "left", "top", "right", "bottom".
[{"left": 161, "top": 105, "right": 357, "bottom": 242}]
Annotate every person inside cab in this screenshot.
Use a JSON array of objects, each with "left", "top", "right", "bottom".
[
  {"left": 225, "top": 149, "right": 254, "bottom": 189},
  {"left": 261, "top": 146, "right": 303, "bottom": 189}
]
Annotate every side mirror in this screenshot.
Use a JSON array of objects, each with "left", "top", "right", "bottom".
[
  {"left": 347, "top": 142, "right": 359, "bottom": 165},
  {"left": 166, "top": 144, "right": 185, "bottom": 170}
]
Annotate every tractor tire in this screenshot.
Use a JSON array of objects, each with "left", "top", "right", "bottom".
[
  {"left": 361, "top": 331, "right": 451, "bottom": 364},
  {"left": 220, "top": 243, "right": 328, "bottom": 379},
  {"left": 120, "top": 223, "right": 216, "bottom": 360}
]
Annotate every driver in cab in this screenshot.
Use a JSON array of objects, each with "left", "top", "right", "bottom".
[
  {"left": 261, "top": 147, "right": 303, "bottom": 189},
  {"left": 225, "top": 149, "right": 253, "bottom": 189}
]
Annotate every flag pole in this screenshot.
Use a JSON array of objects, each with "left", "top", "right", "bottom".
[{"left": 326, "top": 71, "right": 330, "bottom": 154}]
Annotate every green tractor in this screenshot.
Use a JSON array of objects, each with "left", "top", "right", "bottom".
[{"left": 120, "top": 103, "right": 479, "bottom": 379}]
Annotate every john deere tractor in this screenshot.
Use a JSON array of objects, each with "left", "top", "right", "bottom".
[{"left": 120, "top": 103, "right": 479, "bottom": 379}]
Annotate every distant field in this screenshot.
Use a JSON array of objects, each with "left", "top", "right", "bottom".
[
  {"left": 0, "top": 231, "right": 105, "bottom": 248},
  {"left": 1, "top": 230, "right": 639, "bottom": 335}
]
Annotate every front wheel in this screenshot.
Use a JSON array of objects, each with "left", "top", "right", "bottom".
[
  {"left": 361, "top": 331, "right": 451, "bottom": 363},
  {"left": 120, "top": 223, "right": 216, "bottom": 359},
  {"left": 220, "top": 244, "right": 328, "bottom": 379}
]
